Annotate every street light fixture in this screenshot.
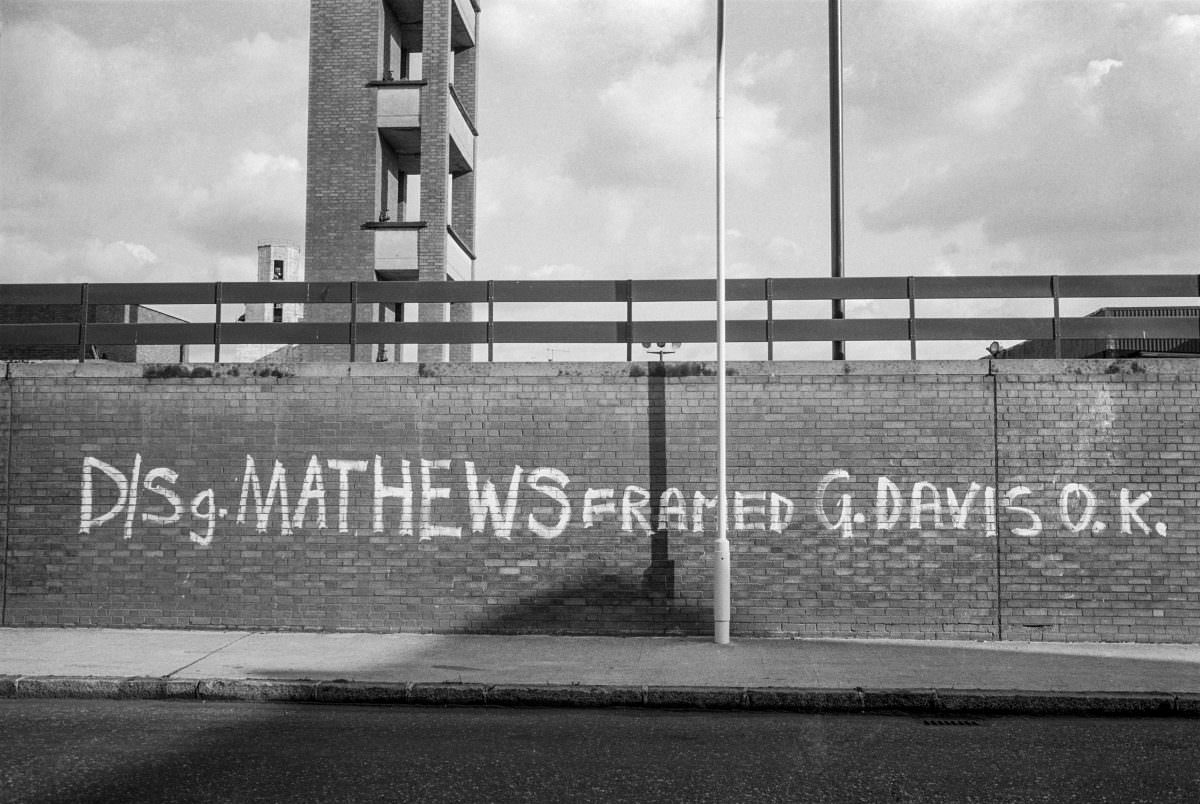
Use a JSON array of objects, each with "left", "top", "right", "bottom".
[{"left": 642, "top": 341, "right": 682, "bottom": 362}]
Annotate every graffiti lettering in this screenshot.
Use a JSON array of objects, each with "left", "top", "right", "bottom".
[
  {"left": 814, "top": 471, "right": 1167, "bottom": 540},
  {"left": 81, "top": 454, "right": 215, "bottom": 544},
  {"left": 79, "top": 455, "right": 1172, "bottom": 546}
]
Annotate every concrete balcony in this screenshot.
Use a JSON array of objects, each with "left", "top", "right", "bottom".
[
  {"left": 376, "top": 82, "right": 421, "bottom": 130},
  {"left": 452, "top": 0, "right": 478, "bottom": 49},
  {"left": 367, "top": 225, "right": 470, "bottom": 282},
  {"left": 371, "top": 223, "right": 423, "bottom": 281},
  {"left": 446, "top": 226, "right": 474, "bottom": 282},
  {"left": 447, "top": 87, "right": 476, "bottom": 174}
]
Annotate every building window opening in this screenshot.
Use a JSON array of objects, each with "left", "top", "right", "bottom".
[
  {"left": 383, "top": 3, "right": 422, "bottom": 82},
  {"left": 273, "top": 304, "right": 284, "bottom": 323},
  {"left": 395, "top": 171, "right": 409, "bottom": 221},
  {"left": 380, "top": 134, "right": 422, "bottom": 222},
  {"left": 401, "top": 44, "right": 422, "bottom": 80},
  {"left": 272, "top": 259, "right": 285, "bottom": 280}
]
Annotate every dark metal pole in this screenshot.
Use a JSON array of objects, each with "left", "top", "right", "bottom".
[{"left": 828, "top": 0, "right": 845, "bottom": 361}]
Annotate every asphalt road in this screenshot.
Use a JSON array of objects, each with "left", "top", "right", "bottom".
[{"left": 1, "top": 700, "right": 1197, "bottom": 803}]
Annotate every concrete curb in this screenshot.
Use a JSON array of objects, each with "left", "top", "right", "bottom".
[{"left": 1, "top": 675, "right": 1197, "bottom": 717}]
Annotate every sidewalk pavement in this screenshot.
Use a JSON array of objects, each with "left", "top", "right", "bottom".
[{"left": 2, "top": 628, "right": 1199, "bottom": 716}]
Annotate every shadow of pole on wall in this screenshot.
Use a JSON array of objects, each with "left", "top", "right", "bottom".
[{"left": 642, "top": 367, "right": 675, "bottom": 600}]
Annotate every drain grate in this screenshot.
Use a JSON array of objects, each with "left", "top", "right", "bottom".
[{"left": 923, "top": 719, "right": 982, "bottom": 727}]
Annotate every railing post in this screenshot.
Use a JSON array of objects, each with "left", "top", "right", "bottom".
[
  {"left": 487, "top": 280, "right": 495, "bottom": 363},
  {"left": 1051, "top": 275, "right": 1061, "bottom": 359},
  {"left": 907, "top": 276, "right": 917, "bottom": 361},
  {"left": 626, "top": 278, "right": 634, "bottom": 362},
  {"left": 78, "top": 283, "right": 89, "bottom": 363},
  {"left": 349, "top": 282, "right": 358, "bottom": 362},
  {"left": 213, "top": 282, "right": 223, "bottom": 364},
  {"left": 766, "top": 278, "right": 775, "bottom": 361}
]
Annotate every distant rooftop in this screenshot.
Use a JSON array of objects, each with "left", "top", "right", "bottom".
[{"left": 993, "top": 306, "right": 1200, "bottom": 359}]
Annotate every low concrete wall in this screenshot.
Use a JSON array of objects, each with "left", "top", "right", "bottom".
[{"left": 1, "top": 359, "right": 1197, "bottom": 641}]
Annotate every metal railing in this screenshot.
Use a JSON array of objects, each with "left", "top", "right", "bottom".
[{"left": 2, "top": 275, "right": 1199, "bottom": 362}]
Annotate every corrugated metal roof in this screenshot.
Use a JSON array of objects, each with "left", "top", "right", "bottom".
[
  {"left": 1090, "top": 306, "right": 1200, "bottom": 318},
  {"left": 996, "top": 306, "right": 1200, "bottom": 359}
]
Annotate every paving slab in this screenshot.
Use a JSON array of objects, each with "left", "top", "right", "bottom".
[
  {"left": 791, "top": 639, "right": 1200, "bottom": 693},
  {"left": 0, "top": 628, "right": 251, "bottom": 678},
  {"left": 176, "top": 633, "right": 660, "bottom": 685}
]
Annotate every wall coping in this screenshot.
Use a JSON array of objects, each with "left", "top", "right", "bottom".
[{"left": 5, "top": 358, "right": 1200, "bottom": 381}]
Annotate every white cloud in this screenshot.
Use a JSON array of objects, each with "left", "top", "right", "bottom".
[
  {"left": 1164, "top": 13, "right": 1200, "bottom": 39},
  {"left": 568, "top": 56, "right": 786, "bottom": 188},
  {"left": 119, "top": 241, "right": 159, "bottom": 266},
  {"left": 0, "top": 232, "right": 166, "bottom": 284},
  {"left": 956, "top": 68, "right": 1028, "bottom": 130},
  {"left": 175, "top": 149, "right": 305, "bottom": 254},
  {"left": 527, "top": 263, "right": 588, "bottom": 281},
  {"left": 735, "top": 50, "right": 797, "bottom": 91},
  {"left": 1064, "top": 58, "right": 1124, "bottom": 127},
  {"left": 0, "top": 11, "right": 307, "bottom": 276},
  {"left": 857, "top": 4, "right": 1200, "bottom": 272},
  {"left": 488, "top": 0, "right": 705, "bottom": 66}
]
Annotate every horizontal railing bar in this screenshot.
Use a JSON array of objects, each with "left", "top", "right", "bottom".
[
  {"left": 772, "top": 319, "right": 911, "bottom": 340},
  {"left": 1056, "top": 274, "right": 1200, "bottom": 298},
  {"left": 6, "top": 317, "right": 1198, "bottom": 347},
  {"left": 911, "top": 276, "right": 1055, "bottom": 299},
  {"left": 356, "top": 321, "right": 489, "bottom": 344},
  {"left": 125, "top": 323, "right": 217, "bottom": 345},
  {"left": 629, "top": 279, "right": 768, "bottom": 302},
  {"left": 769, "top": 277, "right": 911, "bottom": 300},
  {"left": 86, "top": 323, "right": 218, "bottom": 345},
  {"left": 491, "top": 281, "right": 628, "bottom": 303},
  {"left": 0, "top": 285, "right": 86, "bottom": 305},
  {"left": 0, "top": 323, "right": 80, "bottom": 345},
  {"left": 914, "top": 317, "right": 1056, "bottom": 341},
  {"left": 1060, "top": 317, "right": 1200, "bottom": 339},
  {"left": 492, "top": 321, "right": 626, "bottom": 343},
  {"left": 87, "top": 283, "right": 218, "bottom": 305},
  {"left": 220, "top": 323, "right": 350, "bottom": 344}
]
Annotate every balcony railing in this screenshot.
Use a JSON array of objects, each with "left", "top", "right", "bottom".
[{"left": 2, "top": 275, "right": 1198, "bottom": 363}]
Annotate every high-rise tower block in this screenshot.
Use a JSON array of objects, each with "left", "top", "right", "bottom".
[{"left": 305, "top": 0, "right": 479, "bottom": 362}]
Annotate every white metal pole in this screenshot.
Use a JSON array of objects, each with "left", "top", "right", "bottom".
[
  {"left": 828, "top": 0, "right": 846, "bottom": 361},
  {"left": 714, "top": 0, "right": 731, "bottom": 645}
]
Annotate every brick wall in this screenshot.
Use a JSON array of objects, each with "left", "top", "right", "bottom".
[
  {"left": 0, "top": 378, "right": 9, "bottom": 624},
  {"left": 304, "top": 0, "right": 379, "bottom": 292},
  {"left": 1, "top": 359, "right": 1197, "bottom": 641},
  {"left": 996, "top": 360, "right": 1200, "bottom": 641}
]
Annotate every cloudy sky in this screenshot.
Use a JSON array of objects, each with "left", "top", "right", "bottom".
[{"left": 2, "top": 0, "right": 1199, "bottom": 360}]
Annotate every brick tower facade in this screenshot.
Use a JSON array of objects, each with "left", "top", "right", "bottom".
[{"left": 305, "top": 0, "right": 479, "bottom": 362}]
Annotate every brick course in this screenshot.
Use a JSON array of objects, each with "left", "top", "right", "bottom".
[{"left": 1, "top": 359, "right": 1197, "bottom": 641}]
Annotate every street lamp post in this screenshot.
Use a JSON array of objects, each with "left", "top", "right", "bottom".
[
  {"left": 714, "top": 0, "right": 731, "bottom": 646},
  {"left": 829, "top": 0, "right": 846, "bottom": 361}
]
